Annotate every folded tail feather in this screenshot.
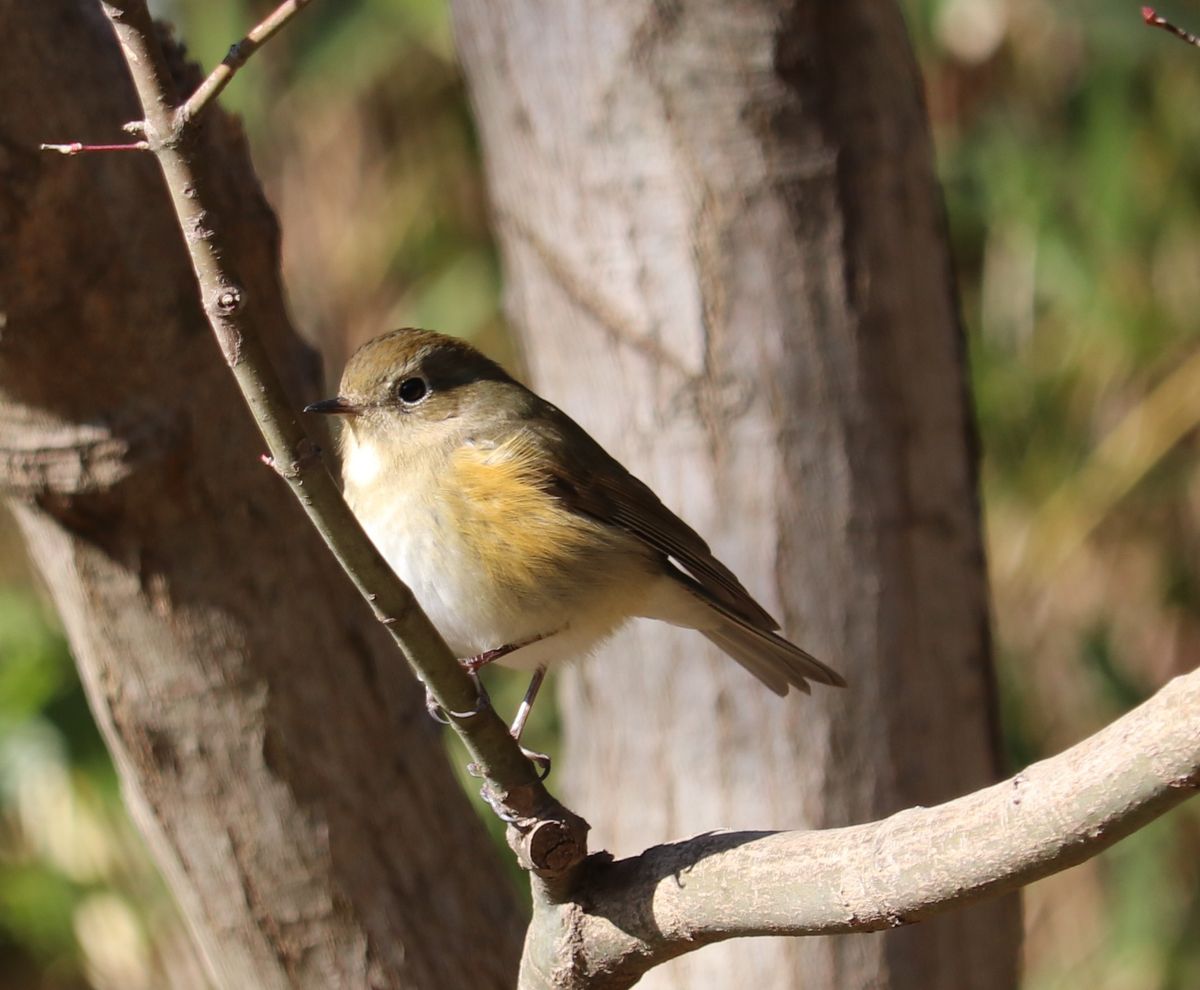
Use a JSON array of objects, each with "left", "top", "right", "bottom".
[
  {"left": 701, "top": 622, "right": 840, "bottom": 696},
  {"left": 693, "top": 592, "right": 846, "bottom": 697},
  {"left": 640, "top": 569, "right": 846, "bottom": 696}
]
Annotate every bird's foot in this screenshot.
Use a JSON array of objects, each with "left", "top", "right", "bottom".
[
  {"left": 424, "top": 669, "right": 490, "bottom": 724},
  {"left": 454, "top": 649, "right": 554, "bottom": 780},
  {"left": 511, "top": 665, "right": 550, "bottom": 779}
]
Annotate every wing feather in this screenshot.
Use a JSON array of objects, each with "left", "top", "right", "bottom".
[{"left": 502, "top": 401, "right": 781, "bottom": 631}]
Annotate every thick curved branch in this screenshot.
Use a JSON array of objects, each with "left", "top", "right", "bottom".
[
  {"left": 520, "top": 667, "right": 1200, "bottom": 988},
  {"left": 92, "top": 0, "right": 586, "bottom": 874}
]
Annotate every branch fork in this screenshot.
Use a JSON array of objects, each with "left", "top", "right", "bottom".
[{"left": 44, "top": 0, "right": 313, "bottom": 155}]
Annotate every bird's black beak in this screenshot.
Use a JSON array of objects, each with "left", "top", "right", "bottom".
[{"left": 304, "top": 396, "right": 357, "bottom": 416}]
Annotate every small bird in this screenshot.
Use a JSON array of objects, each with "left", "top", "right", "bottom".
[{"left": 307, "top": 328, "right": 844, "bottom": 753}]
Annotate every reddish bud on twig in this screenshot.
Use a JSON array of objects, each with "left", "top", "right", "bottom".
[{"left": 1142, "top": 6, "right": 1200, "bottom": 49}]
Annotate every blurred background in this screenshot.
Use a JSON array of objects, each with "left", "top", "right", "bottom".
[{"left": 2, "top": 0, "right": 1199, "bottom": 986}]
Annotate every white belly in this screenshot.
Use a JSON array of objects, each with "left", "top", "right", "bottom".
[{"left": 358, "top": 494, "right": 527, "bottom": 657}]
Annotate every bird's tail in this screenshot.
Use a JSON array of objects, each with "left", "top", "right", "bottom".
[
  {"left": 640, "top": 573, "right": 846, "bottom": 696},
  {"left": 700, "top": 607, "right": 845, "bottom": 696}
]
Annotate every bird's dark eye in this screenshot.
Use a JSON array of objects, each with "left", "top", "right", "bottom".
[{"left": 394, "top": 377, "right": 428, "bottom": 404}]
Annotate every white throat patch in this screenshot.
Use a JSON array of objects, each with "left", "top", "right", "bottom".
[{"left": 344, "top": 434, "right": 385, "bottom": 488}]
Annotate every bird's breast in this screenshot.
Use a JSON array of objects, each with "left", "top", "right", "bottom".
[{"left": 343, "top": 432, "right": 655, "bottom": 660}]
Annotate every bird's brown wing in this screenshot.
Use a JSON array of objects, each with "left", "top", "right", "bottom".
[{"left": 511, "top": 401, "right": 780, "bottom": 631}]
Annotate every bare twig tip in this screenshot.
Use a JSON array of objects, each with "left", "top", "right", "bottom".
[
  {"left": 40, "top": 141, "right": 150, "bottom": 155},
  {"left": 1142, "top": 6, "right": 1200, "bottom": 48}
]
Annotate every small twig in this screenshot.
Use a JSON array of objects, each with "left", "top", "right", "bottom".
[
  {"left": 40, "top": 140, "right": 150, "bottom": 154},
  {"left": 1143, "top": 6, "right": 1200, "bottom": 48},
  {"left": 176, "top": 0, "right": 315, "bottom": 128}
]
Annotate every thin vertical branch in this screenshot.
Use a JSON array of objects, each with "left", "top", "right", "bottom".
[{"left": 90, "top": 0, "right": 588, "bottom": 878}]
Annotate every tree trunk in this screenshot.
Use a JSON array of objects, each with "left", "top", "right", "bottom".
[
  {"left": 452, "top": 1, "right": 1021, "bottom": 987},
  {"left": 0, "top": 3, "right": 523, "bottom": 987}
]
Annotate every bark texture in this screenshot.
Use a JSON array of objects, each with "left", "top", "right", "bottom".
[
  {"left": 452, "top": 1, "right": 1022, "bottom": 986},
  {"left": 0, "top": 3, "right": 523, "bottom": 988},
  {"left": 536, "top": 667, "right": 1200, "bottom": 988}
]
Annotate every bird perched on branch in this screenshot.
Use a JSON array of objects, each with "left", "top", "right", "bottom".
[{"left": 307, "top": 328, "right": 844, "bottom": 762}]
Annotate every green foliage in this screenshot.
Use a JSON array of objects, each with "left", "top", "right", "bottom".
[
  {"left": 911, "top": 0, "right": 1200, "bottom": 983},
  {"left": 0, "top": 590, "right": 171, "bottom": 988},
  {"left": 0, "top": 594, "right": 84, "bottom": 973}
]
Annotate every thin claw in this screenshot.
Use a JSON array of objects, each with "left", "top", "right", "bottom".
[
  {"left": 521, "top": 746, "right": 552, "bottom": 780},
  {"left": 425, "top": 688, "right": 451, "bottom": 725},
  {"left": 461, "top": 669, "right": 491, "bottom": 715},
  {"left": 424, "top": 671, "right": 490, "bottom": 724},
  {"left": 479, "top": 781, "right": 520, "bottom": 822}
]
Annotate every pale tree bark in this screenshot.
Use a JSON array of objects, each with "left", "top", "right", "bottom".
[
  {"left": 0, "top": 3, "right": 524, "bottom": 988},
  {"left": 452, "top": 2, "right": 1022, "bottom": 987}
]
